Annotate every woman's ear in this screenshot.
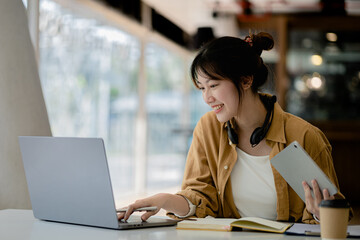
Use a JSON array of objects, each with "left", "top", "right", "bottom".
[{"left": 241, "top": 76, "right": 253, "bottom": 90}]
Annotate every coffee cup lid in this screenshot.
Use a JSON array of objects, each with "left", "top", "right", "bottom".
[{"left": 319, "top": 199, "right": 350, "bottom": 208}]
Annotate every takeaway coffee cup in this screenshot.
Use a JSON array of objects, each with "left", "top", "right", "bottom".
[{"left": 319, "top": 199, "right": 350, "bottom": 240}]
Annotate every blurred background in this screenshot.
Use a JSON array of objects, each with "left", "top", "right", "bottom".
[{"left": 21, "top": 0, "right": 360, "bottom": 217}]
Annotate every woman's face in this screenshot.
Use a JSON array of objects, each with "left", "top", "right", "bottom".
[{"left": 197, "top": 74, "right": 240, "bottom": 123}]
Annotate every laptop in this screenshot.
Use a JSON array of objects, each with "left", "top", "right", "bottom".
[
  {"left": 270, "top": 141, "right": 338, "bottom": 202},
  {"left": 18, "top": 136, "right": 177, "bottom": 230}
]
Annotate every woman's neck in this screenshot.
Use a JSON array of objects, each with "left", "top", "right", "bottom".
[
  {"left": 234, "top": 93, "right": 267, "bottom": 134},
  {"left": 233, "top": 93, "right": 272, "bottom": 155}
]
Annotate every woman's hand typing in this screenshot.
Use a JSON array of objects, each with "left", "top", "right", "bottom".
[{"left": 117, "top": 193, "right": 190, "bottom": 221}]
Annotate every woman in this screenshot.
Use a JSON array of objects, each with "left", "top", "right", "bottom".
[{"left": 118, "top": 32, "right": 347, "bottom": 224}]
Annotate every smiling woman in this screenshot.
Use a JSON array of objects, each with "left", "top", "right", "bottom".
[{"left": 119, "top": 32, "right": 350, "bottom": 224}]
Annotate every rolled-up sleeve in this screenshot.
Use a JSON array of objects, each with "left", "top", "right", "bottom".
[{"left": 175, "top": 119, "right": 220, "bottom": 218}]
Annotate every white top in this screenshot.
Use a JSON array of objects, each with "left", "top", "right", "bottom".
[
  {"left": 230, "top": 147, "right": 277, "bottom": 220},
  {"left": 179, "top": 147, "right": 277, "bottom": 219}
]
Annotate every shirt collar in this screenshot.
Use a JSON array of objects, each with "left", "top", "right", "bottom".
[{"left": 265, "top": 102, "right": 286, "bottom": 144}]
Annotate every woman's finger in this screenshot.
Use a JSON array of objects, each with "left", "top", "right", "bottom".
[
  {"left": 124, "top": 204, "right": 138, "bottom": 221},
  {"left": 117, "top": 211, "right": 125, "bottom": 220},
  {"left": 323, "top": 188, "right": 335, "bottom": 200},
  {"left": 303, "top": 181, "right": 313, "bottom": 204},
  {"left": 303, "top": 181, "right": 317, "bottom": 214},
  {"left": 141, "top": 209, "right": 159, "bottom": 221},
  {"left": 123, "top": 199, "right": 154, "bottom": 220},
  {"left": 311, "top": 179, "right": 323, "bottom": 205}
]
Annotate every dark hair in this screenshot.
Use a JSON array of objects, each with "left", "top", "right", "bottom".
[{"left": 190, "top": 32, "right": 274, "bottom": 97}]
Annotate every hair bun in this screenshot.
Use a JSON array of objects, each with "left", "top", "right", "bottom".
[{"left": 251, "top": 32, "right": 274, "bottom": 55}]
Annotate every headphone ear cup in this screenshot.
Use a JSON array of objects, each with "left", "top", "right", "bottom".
[{"left": 250, "top": 127, "right": 263, "bottom": 146}]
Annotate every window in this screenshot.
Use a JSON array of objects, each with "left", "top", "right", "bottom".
[
  {"left": 145, "top": 43, "right": 188, "bottom": 190},
  {"left": 38, "top": 0, "right": 198, "bottom": 203},
  {"left": 39, "top": 0, "right": 140, "bottom": 200}
]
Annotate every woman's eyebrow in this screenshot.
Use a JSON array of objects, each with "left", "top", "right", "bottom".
[{"left": 197, "top": 79, "right": 218, "bottom": 85}]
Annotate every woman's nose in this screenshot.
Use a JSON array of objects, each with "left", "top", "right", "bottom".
[{"left": 203, "top": 90, "right": 215, "bottom": 104}]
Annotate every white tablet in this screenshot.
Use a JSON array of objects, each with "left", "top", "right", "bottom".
[{"left": 270, "top": 141, "right": 338, "bottom": 203}]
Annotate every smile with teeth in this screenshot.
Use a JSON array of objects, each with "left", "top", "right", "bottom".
[{"left": 212, "top": 104, "right": 224, "bottom": 112}]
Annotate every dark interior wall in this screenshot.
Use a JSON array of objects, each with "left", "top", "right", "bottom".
[
  {"left": 332, "top": 138, "right": 360, "bottom": 204},
  {"left": 312, "top": 121, "right": 360, "bottom": 205}
]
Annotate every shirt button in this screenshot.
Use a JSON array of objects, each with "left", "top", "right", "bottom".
[
  {"left": 224, "top": 165, "right": 228, "bottom": 170},
  {"left": 218, "top": 191, "right": 221, "bottom": 195}
]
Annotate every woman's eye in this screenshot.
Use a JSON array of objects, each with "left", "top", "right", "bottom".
[{"left": 210, "top": 84, "right": 218, "bottom": 88}]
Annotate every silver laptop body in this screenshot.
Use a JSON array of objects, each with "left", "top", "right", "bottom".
[{"left": 18, "top": 136, "right": 177, "bottom": 230}]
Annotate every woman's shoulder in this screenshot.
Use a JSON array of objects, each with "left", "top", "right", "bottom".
[
  {"left": 282, "top": 111, "right": 313, "bottom": 129},
  {"left": 282, "top": 112, "right": 324, "bottom": 136},
  {"left": 282, "top": 112, "right": 331, "bottom": 157}
]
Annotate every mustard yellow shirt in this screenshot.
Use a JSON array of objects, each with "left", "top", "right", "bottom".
[{"left": 175, "top": 101, "right": 344, "bottom": 224}]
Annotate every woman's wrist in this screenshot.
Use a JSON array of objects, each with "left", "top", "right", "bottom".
[
  {"left": 313, "top": 214, "right": 320, "bottom": 222},
  {"left": 152, "top": 193, "right": 171, "bottom": 208},
  {"left": 160, "top": 193, "right": 190, "bottom": 216}
]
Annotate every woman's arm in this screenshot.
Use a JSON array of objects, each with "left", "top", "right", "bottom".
[{"left": 117, "top": 193, "right": 189, "bottom": 221}]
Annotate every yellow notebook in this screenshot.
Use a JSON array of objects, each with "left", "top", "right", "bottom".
[{"left": 176, "top": 217, "right": 293, "bottom": 233}]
